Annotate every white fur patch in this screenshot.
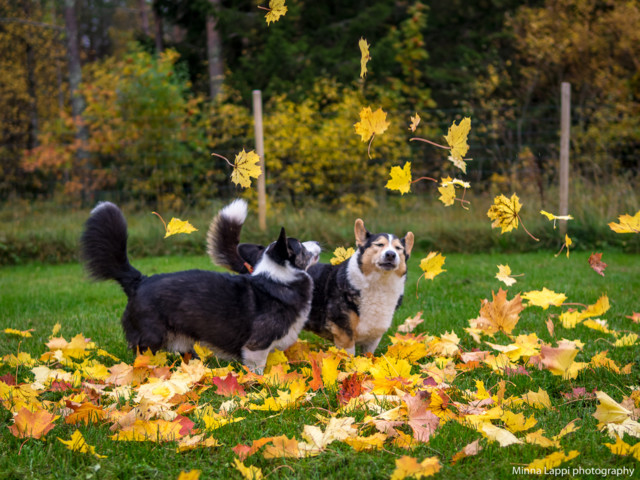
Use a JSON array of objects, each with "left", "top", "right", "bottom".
[
  {"left": 90, "top": 201, "right": 118, "bottom": 215},
  {"left": 241, "top": 347, "right": 270, "bottom": 374},
  {"left": 302, "top": 241, "right": 322, "bottom": 266},
  {"left": 164, "top": 332, "right": 195, "bottom": 353},
  {"left": 347, "top": 250, "right": 406, "bottom": 353},
  {"left": 252, "top": 253, "right": 299, "bottom": 283},
  {"left": 220, "top": 198, "right": 248, "bottom": 224}
]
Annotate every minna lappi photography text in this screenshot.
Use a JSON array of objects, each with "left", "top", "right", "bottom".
[{"left": 513, "top": 466, "right": 635, "bottom": 477}]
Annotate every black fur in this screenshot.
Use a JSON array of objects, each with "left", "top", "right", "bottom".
[{"left": 81, "top": 202, "right": 317, "bottom": 371}]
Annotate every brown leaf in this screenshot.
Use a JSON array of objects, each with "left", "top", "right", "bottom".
[
  {"left": 403, "top": 394, "right": 440, "bottom": 442},
  {"left": 588, "top": 252, "right": 607, "bottom": 276},
  {"left": 337, "top": 373, "right": 364, "bottom": 406},
  {"left": 471, "top": 288, "right": 524, "bottom": 334}
]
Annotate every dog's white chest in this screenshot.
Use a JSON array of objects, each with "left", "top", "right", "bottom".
[{"left": 347, "top": 255, "right": 405, "bottom": 345}]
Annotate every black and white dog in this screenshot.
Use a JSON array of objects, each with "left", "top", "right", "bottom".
[
  {"left": 80, "top": 201, "right": 320, "bottom": 372},
  {"left": 207, "top": 200, "right": 414, "bottom": 355}
]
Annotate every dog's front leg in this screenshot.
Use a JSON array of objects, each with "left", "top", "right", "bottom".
[
  {"left": 359, "top": 337, "right": 382, "bottom": 355},
  {"left": 241, "top": 347, "right": 270, "bottom": 374}
]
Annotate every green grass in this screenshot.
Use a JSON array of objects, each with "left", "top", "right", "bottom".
[{"left": 1, "top": 251, "right": 639, "bottom": 479}]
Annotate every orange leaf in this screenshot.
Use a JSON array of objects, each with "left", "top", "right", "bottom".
[
  {"left": 8, "top": 407, "right": 58, "bottom": 439},
  {"left": 470, "top": 288, "right": 524, "bottom": 335},
  {"left": 390, "top": 455, "right": 441, "bottom": 480}
]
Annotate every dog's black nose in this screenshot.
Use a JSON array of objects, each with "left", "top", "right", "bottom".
[{"left": 384, "top": 250, "right": 397, "bottom": 261}]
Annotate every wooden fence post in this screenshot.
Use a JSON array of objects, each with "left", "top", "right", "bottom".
[
  {"left": 252, "top": 90, "right": 267, "bottom": 231},
  {"left": 559, "top": 82, "right": 571, "bottom": 236}
]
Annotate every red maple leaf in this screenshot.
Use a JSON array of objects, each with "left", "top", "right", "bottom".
[
  {"left": 588, "top": 252, "right": 607, "bottom": 276},
  {"left": 337, "top": 373, "right": 364, "bottom": 406},
  {"left": 211, "top": 375, "right": 246, "bottom": 397}
]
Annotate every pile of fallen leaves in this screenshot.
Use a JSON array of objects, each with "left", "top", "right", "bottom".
[{"left": 2, "top": 286, "right": 639, "bottom": 479}]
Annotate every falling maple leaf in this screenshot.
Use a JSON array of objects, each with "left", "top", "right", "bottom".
[
  {"left": 487, "top": 193, "right": 520, "bottom": 234},
  {"left": 386, "top": 162, "right": 412, "bottom": 195},
  {"left": 521, "top": 288, "right": 567, "bottom": 309},
  {"left": 152, "top": 212, "right": 198, "bottom": 238},
  {"left": 262, "top": 0, "right": 287, "bottom": 25},
  {"left": 495, "top": 264, "right": 519, "bottom": 286},
  {"left": 330, "top": 246, "right": 355, "bottom": 265},
  {"left": 437, "top": 177, "right": 456, "bottom": 207},
  {"left": 409, "top": 113, "right": 421, "bottom": 132},
  {"left": 419, "top": 252, "right": 446, "bottom": 280},
  {"left": 358, "top": 38, "right": 370, "bottom": 78},
  {"left": 555, "top": 234, "right": 572, "bottom": 258},
  {"left": 354, "top": 106, "right": 389, "bottom": 157},
  {"left": 8, "top": 407, "right": 58, "bottom": 439},
  {"left": 443, "top": 117, "right": 471, "bottom": 165},
  {"left": 58, "top": 430, "right": 107, "bottom": 458},
  {"left": 232, "top": 149, "right": 262, "bottom": 188},
  {"left": 608, "top": 210, "right": 640, "bottom": 233},
  {"left": 588, "top": 252, "right": 607, "bottom": 276},
  {"left": 390, "top": 455, "right": 441, "bottom": 480},
  {"left": 540, "top": 210, "right": 573, "bottom": 229},
  {"left": 470, "top": 288, "right": 524, "bottom": 335},
  {"left": 397, "top": 312, "right": 424, "bottom": 334}
]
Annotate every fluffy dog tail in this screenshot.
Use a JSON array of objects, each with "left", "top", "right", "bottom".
[
  {"left": 80, "top": 202, "right": 143, "bottom": 297},
  {"left": 206, "top": 199, "right": 252, "bottom": 273}
]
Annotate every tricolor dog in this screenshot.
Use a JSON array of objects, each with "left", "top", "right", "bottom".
[
  {"left": 81, "top": 201, "right": 320, "bottom": 372},
  {"left": 207, "top": 200, "right": 414, "bottom": 355}
]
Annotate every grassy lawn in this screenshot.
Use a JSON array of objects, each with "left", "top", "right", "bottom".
[{"left": 1, "top": 251, "right": 639, "bottom": 479}]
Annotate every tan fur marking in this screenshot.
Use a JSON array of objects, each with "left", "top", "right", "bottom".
[
  {"left": 391, "top": 238, "right": 409, "bottom": 277},
  {"left": 354, "top": 218, "right": 368, "bottom": 247},
  {"left": 404, "top": 232, "right": 414, "bottom": 255},
  {"left": 328, "top": 321, "right": 355, "bottom": 350}
]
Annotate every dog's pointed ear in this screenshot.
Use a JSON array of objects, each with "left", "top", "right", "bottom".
[
  {"left": 354, "top": 218, "right": 369, "bottom": 247},
  {"left": 273, "top": 227, "right": 291, "bottom": 260},
  {"left": 403, "top": 232, "right": 415, "bottom": 256}
]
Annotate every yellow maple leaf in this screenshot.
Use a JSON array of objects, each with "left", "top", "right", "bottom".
[
  {"left": 8, "top": 407, "right": 59, "bottom": 439},
  {"left": 330, "top": 246, "right": 355, "bottom": 265},
  {"left": 480, "top": 423, "right": 523, "bottom": 447},
  {"left": 438, "top": 177, "right": 455, "bottom": 207},
  {"left": 540, "top": 342, "right": 584, "bottom": 380},
  {"left": 344, "top": 432, "right": 387, "bottom": 451},
  {"left": 487, "top": 193, "right": 521, "bottom": 234},
  {"left": 525, "top": 429, "right": 560, "bottom": 448},
  {"left": 593, "top": 391, "right": 631, "bottom": 425},
  {"left": 552, "top": 419, "right": 580, "bottom": 441},
  {"left": 390, "top": 455, "right": 441, "bottom": 480},
  {"left": 165, "top": 218, "right": 197, "bottom": 238},
  {"left": 3, "top": 328, "right": 33, "bottom": 337},
  {"left": 386, "top": 162, "right": 412, "bottom": 195},
  {"left": 359, "top": 37, "right": 371, "bottom": 78},
  {"left": 409, "top": 113, "right": 421, "bottom": 132},
  {"left": 232, "top": 459, "right": 263, "bottom": 480},
  {"left": 526, "top": 450, "right": 579, "bottom": 472},
  {"left": 450, "top": 439, "right": 482, "bottom": 464},
  {"left": 302, "top": 416, "right": 357, "bottom": 450},
  {"left": 177, "top": 471, "right": 201, "bottom": 480},
  {"left": 264, "top": 0, "right": 287, "bottom": 25},
  {"left": 354, "top": 106, "right": 389, "bottom": 142},
  {"left": 495, "top": 264, "right": 517, "bottom": 286},
  {"left": 609, "top": 210, "right": 640, "bottom": 233},
  {"left": 58, "top": 430, "right": 107, "bottom": 458},
  {"left": 521, "top": 288, "right": 567, "bottom": 309},
  {"left": 521, "top": 388, "right": 552, "bottom": 409},
  {"left": 540, "top": 210, "right": 574, "bottom": 229},
  {"left": 231, "top": 149, "right": 262, "bottom": 188},
  {"left": 176, "top": 434, "right": 221, "bottom": 453},
  {"left": 419, "top": 252, "right": 446, "bottom": 280},
  {"left": 501, "top": 411, "right": 537, "bottom": 433},
  {"left": 443, "top": 117, "right": 471, "bottom": 163},
  {"left": 614, "top": 333, "right": 639, "bottom": 347}
]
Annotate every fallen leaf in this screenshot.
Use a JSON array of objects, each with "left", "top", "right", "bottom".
[
  {"left": 390, "top": 455, "right": 441, "bottom": 480},
  {"left": 470, "top": 288, "right": 524, "bottom": 335},
  {"left": 8, "top": 407, "right": 58, "bottom": 439},
  {"left": 526, "top": 450, "right": 579, "bottom": 471},
  {"left": 481, "top": 423, "right": 523, "bottom": 447},
  {"left": 451, "top": 439, "right": 482, "bottom": 464},
  {"left": 232, "top": 459, "right": 263, "bottom": 480},
  {"left": 58, "top": 430, "right": 107, "bottom": 458}
]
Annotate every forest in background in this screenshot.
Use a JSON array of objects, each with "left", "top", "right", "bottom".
[{"left": 1, "top": 0, "right": 639, "bottom": 211}]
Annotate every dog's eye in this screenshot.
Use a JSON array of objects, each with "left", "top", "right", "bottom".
[
  {"left": 395, "top": 246, "right": 403, "bottom": 251},
  {"left": 374, "top": 243, "right": 385, "bottom": 247}
]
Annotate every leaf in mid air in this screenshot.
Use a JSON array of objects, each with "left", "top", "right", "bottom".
[
  {"left": 386, "top": 162, "right": 412, "bottom": 195},
  {"left": 608, "top": 210, "right": 640, "bottom": 233},
  {"left": 443, "top": 117, "right": 471, "bottom": 163},
  {"left": 164, "top": 218, "right": 198, "bottom": 238},
  {"left": 437, "top": 177, "right": 456, "bottom": 207},
  {"left": 358, "top": 38, "right": 370, "bottom": 78},
  {"left": 521, "top": 288, "right": 567, "bottom": 309},
  {"left": 495, "top": 264, "right": 517, "bottom": 286},
  {"left": 354, "top": 107, "right": 389, "bottom": 142},
  {"left": 487, "top": 193, "right": 522, "bottom": 234},
  {"left": 540, "top": 210, "right": 573, "bottom": 229},
  {"left": 264, "top": 0, "right": 287, "bottom": 25},
  {"left": 231, "top": 149, "right": 262, "bottom": 188},
  {"left": 330, "top": 247, "right": 355, "bottom": 265},
  {"left": 419, "top": 252, "right": 446, "bottom": 280},
  {"left": 409, "top": 113, "right": 421, "bottom": 132},
  {"left": 588, "top": 252, "right": 607, "bottom": 276}
]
